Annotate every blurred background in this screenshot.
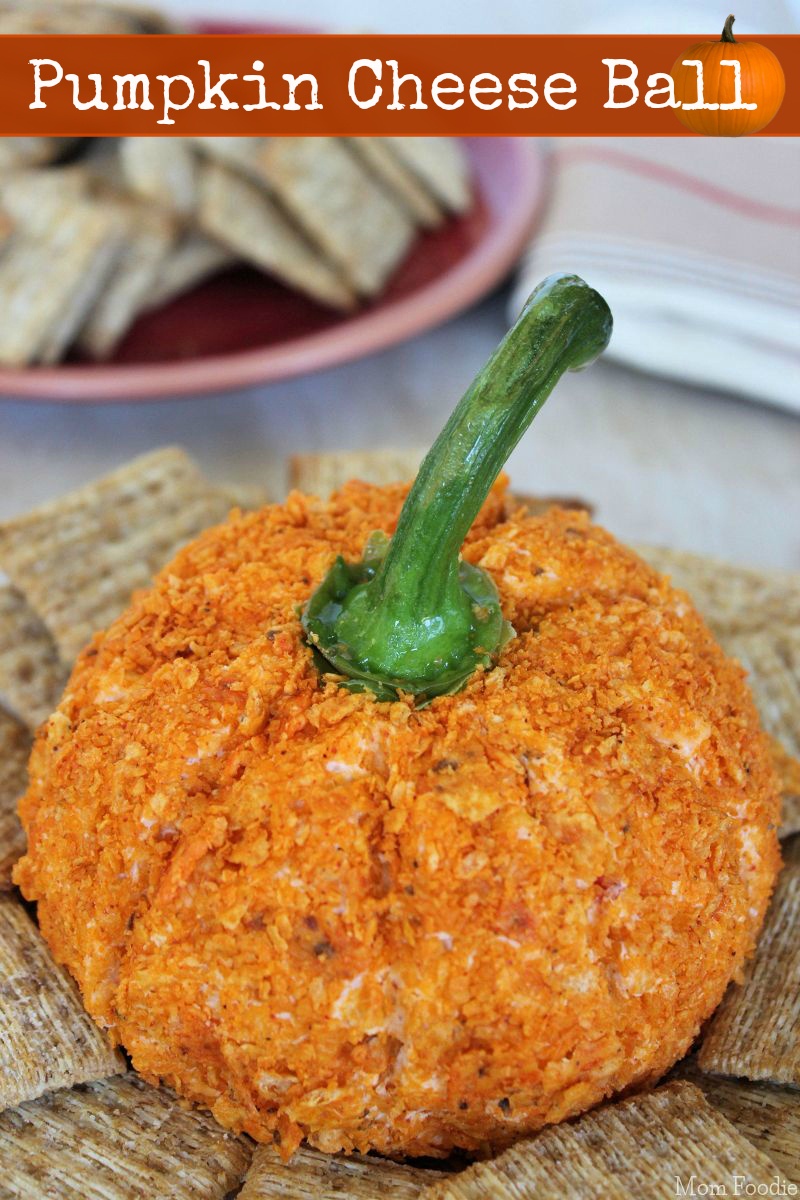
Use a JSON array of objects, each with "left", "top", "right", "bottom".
[{"left": 0, "top": 0, "right": 798, "bottom": 570}]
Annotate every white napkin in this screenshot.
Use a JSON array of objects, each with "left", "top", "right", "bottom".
[{"left": 511, "top": 137, "right": 800, "bottom": 412}]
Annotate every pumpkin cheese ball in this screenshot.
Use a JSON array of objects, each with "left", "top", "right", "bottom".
[{"left": 15, "top": 278, "right": 780, "bottom": 1161}]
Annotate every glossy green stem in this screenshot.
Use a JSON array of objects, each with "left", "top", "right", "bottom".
[
  {"left": 368, "top": 275, "right": 611, "bottom": 620},
  {"left": 302, "top": 274, "right": 612, "bottom": 703}
]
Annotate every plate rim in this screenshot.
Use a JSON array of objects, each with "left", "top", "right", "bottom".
[{"left": 0, "top": 137, "right": 545, "bottom": 404}]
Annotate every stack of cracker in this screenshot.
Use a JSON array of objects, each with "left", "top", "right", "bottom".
[
  {"left": 0, "top": 447, "right": 798, "bottom": 1197},
  {"left": 0, "top": 1, "right": 473, "bottom": 369}
]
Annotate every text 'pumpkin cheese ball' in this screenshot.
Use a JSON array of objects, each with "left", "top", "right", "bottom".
[{"left": 15, "top": 277, "right": 781, "bottom": 1160}]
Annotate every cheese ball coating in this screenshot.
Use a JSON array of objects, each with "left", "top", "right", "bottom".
[{"left": 16, "top": 481, "right": 780, "bottom": 1159}]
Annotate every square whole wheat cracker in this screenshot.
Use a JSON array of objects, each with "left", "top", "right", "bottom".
[
  {"left": 192, "top": 136, "right": 264, "bottom": 171},
  {"left": 92, "top": 1, "right": 181, "bottom": 33},
  {"left": 219, "top": 481, "right": 271, "bottom": 513},
  {"left": 771, "top": 737, "right": 800, "bottom": 839},
  {"left": 239, "top": 1143, "right": 440, "bottom": 1199},
  {"left": 287, "top": 450, "right": 594, "bottom": 512},
  {"left": 346, "top": 138, "right": 445, "bottom": 229},
  {"left": 634, "top": 545, "right": 800, "bottom": 638},
  {"left": 78, "top": 204, "right": 178, "bottom": 359},
  {"left": 0, "top": 709, "right": 29, "bottom": 888},
  {"left": 0, "top": 893, "right": 124, "bottom": 1109},
  {"left": 674, "top": 1060, "right": 800, "bottom": 1184},
  {"left": 0, "top": 0, "right": 176, "bottom": 34},
  {"left": 698, "top": 863, "right": 800, "bottom": 1086},
  {"left": 0, "top": 165, "right": 90, "bottom": 229},
  {"left": 0, "top": 193, "right": 125, "bottom": 366},
  {"left": 0, "top": 137, "right": 78, "bottom": 171},
  {"left": 719, "top": 627, "right": 800, "bottom": 761},
  {"left": 119, "top": 137, "right": 199, "bottom": 219},
  {"left": 145, "top": 232, "right": 235, "bottom": 312},
  {"left": 195, "top": 137, "right": 417, "bottom": 297},
  {"left": 783, "top": 834, "right": 800, "bottom": 866},
  {"left": 0, "top": 1073, "right": 251, "bottom": 1199},
  {"left": 0, "top": 586, "right": 67, "bottom": 732},
  {"left": 289, "top": 449, "right": 426, "bottom": 496},
  {"left": 0, "top": 448, "right": 235, "bottom": 664},
  {"left": 378, "top": 138, "right": 473, "bottom": 216},
  {"left": 196, "top": 160, "right": 355, "bottom": 311},
  {"left": 421, "top": 1082, "right": 788, "bottom": 1199},
  {"left": 256, "top": 137, "right": 416, "bottom": 298}
]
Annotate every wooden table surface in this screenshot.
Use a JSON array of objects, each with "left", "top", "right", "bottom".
[{"left": 1, "top": 290, "right": 798, "bottom": 571}]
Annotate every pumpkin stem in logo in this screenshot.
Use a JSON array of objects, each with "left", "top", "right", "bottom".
[{"left": 721, "top": 14, "right": 737, "bottom": 43}]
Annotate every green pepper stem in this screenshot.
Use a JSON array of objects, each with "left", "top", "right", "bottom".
[
  {"left": 371, "top": 275, "right": 612, "bottom": 621},
  {"left": 302, "top": 274, "right": 612, "bottom": 702}
]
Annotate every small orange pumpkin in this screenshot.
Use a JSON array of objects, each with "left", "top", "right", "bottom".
[{"left": 671, "top": 14, "right": 785, "bottom": 136}]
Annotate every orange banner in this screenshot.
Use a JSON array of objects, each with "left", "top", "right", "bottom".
[{"left": 0, "top": 33, "right": 796, "bottom": 137}]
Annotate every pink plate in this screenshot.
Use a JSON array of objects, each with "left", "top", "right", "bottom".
[{"left": 0, "top": 132, "right": 545, "bottom": 403}]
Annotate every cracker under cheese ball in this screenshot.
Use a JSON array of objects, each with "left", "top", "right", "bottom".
[{"left": 15, "top": 278, "right": 780, "bottom": 1161}]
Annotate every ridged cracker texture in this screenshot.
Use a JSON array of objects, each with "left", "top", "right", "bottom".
[
  {"left": 257, "top": 137, "right": 416, "bottom": 298},
  {"left": 0, "top": 893, "right": 124, "bottom": 1109},
  {"left": 288, "top": 449, "right": 425, "bottom": 496},
  {"left": 675, "top": 1060, "right": 800, "bottom": 1184},
  {"left": 0, "top": 710, "right": 29, "bottom": 887},
  {"left": 769, "top": 737, "right": 800, "bottom": 838},
  {"left": 239, "top": 1143, "right": 440, "bottom": 1199},
  {"left": 346, "top": 138, "right": 444, "bottom": 229},
  {"left": 0, "top": 1073, "right": 251, "bottom": 1199},
  {"left": 699, "top": 864, "right": 800, "bottom": 1086},
  {"left": 378, "top": 139, "right": 472, "bottom": 216},
  {"left": 719, "top": 627, "right": 800, "bottom": 760},
  {"left": 421, "top": 1082, "right": 788, "bottom": 1199},
  {"left": 0, "top": 192, "right": 125, "bottom": 366},
  {"left": 0, "top": 586, "right": 67, "bottom": 731},
  {"left": 196, "top": 160, "right": 355, "bottom": 312},
  {"left": 0, "top": 448, "right": 235, "bottom": 663},
  {"left": 634, "top": 545, "right": 800, "bottom": 638}
]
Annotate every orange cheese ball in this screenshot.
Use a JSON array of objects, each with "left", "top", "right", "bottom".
[{"left": 16, "top": 481, "right": 780, "bottom": 1159}]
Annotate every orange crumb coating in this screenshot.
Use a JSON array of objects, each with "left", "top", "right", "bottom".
[{"left": 15, "top": 480, "right": 780, "bottom": 1159}]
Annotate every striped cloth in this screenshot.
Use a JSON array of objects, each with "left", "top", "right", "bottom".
[{"left": 511, "top": 138, "right": 800, "bottom": 412}]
